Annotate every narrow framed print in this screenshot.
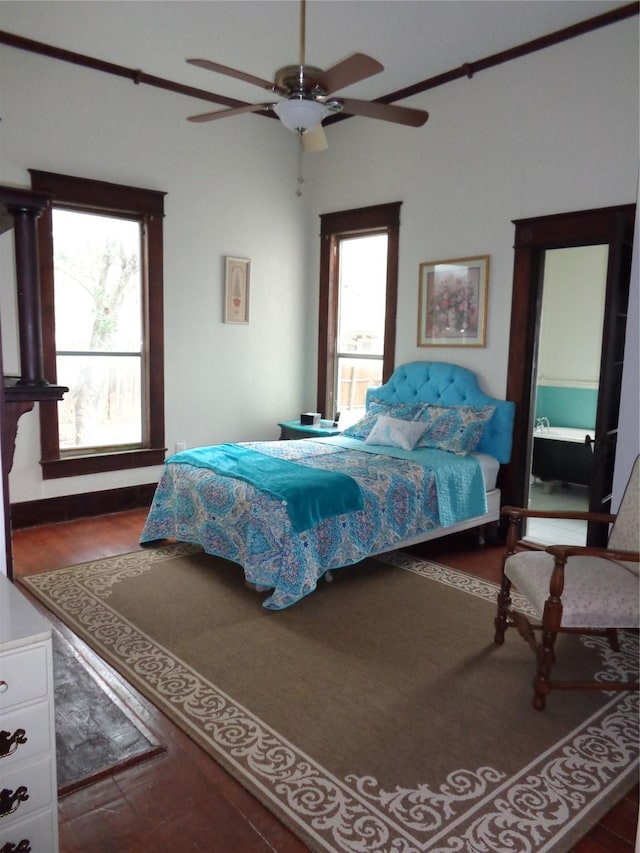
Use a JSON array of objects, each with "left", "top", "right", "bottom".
[
  {"left": 224, "top": 256, "right": 250, "bottom": 324},
  {"left": 417, "top": 255, "right": 489, "bottom": 347}
]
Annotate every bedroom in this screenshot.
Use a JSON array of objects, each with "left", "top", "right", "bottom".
[{"left": 0, "top": 1, "right": 638, "bottom": 850}]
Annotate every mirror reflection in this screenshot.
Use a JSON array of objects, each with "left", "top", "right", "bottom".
[{"left": 527, "top": 244, "right": 608, "bottom": 545}]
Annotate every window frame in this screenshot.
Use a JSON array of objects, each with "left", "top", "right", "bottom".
[
  {"left": 30, "top": 170, "right": 166, "bottom": 479},
  {"left": 317, "top": 202, "right": 401, "bottom": 417}
]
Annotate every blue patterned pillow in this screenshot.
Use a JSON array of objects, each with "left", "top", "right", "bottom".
[
  {"left": 417, "top": 405, "right": 495, "bottom": 453},
  {"left": 342, "top": 398, "right": 428, "bottom": 441}
]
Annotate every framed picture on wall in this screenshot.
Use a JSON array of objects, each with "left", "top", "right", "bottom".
[
  {"left": 417, "top": 255, "right": 489, "bottom": 347},
  {"left": 224, "top": 256, "right": 250, "bottom": 324}
]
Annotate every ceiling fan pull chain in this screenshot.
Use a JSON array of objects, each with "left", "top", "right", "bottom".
[{"left": 296, "top": 133, "right": 305, "bottom": 197}]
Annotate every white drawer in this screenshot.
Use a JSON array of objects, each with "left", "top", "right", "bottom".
[
  {"left": 0, "top": 645, "right": 49, "bottom": 710},
  {"left": 0, "top": 754, "right": 55, "bottom": 827},
  {"left": 0, "top": 700, "right": 53, "bottom": 767},
  {"left": 0, "top": 805, "right": 58, "bottom": 853}
]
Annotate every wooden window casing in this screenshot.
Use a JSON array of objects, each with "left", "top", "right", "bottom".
[
  {"left": 317, "top": 202, "right": 401, "bottom": 417},
  {"left": 30, "top": 170, "right": 166, "bottom": 478}
]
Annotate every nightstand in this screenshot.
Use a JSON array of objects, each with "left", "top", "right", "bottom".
[{"left": 278, "top": 420, "right": 341, "bottom": 440}]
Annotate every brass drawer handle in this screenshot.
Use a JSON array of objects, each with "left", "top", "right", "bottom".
[
  {"left": 1, "top": 840, "right": 32, "bottom": 852},
  {"left": 0, "top": 729, "right": 28, "bottom": 759},
  {"left": 0, "top": 786, "right": 29, "bottom": 819}
]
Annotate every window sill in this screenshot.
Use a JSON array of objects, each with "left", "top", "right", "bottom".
[{"left": 40, "top": 447, "right": 167, "bottom": 479}]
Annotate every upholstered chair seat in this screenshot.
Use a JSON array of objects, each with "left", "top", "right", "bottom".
[{"left": 505, "top": 553, "right": 639, "bottom": 628}]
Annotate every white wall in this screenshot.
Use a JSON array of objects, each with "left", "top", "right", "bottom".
[
  {"left": 304, "top": 19, "right": 639, "bottom": 401},
  {"left": 0, "top": 9, "right": 638, "bottom": 507},
  {"left": 0, "top": 43, "right": 312, "bottom": 502},
  {"left": 537, "top": 246, "right": 608, "bottom": 387},
  {"left": 612, "top": 183, "right": 640, "bottom": 513}
]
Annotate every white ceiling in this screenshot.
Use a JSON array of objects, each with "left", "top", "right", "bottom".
[{"left": 1, "top": 1, "right": 631, "bottom": 110}]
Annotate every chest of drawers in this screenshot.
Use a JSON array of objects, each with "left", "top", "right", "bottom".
[{"left": 0, "top": 573, "right": 58, "bottom": 853}]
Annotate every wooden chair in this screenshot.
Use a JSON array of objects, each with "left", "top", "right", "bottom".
[{"left": 494, "top": 455, "right": 639, "bottom": 710}]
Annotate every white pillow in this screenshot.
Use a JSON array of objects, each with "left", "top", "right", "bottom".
[{"left": 365, "top": 415, "right": 427, "bottom": 451}]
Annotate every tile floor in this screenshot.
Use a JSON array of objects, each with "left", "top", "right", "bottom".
[{"left": 526, "top": 479, "right": 589, "bottom": 546}]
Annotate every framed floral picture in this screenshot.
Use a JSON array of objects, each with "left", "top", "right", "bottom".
[
  {"left": 224, "top": 256, "right": 250, "bottom": 324},
  {"left": 417, "top": 255, "right": 489, "bottom": 347}
]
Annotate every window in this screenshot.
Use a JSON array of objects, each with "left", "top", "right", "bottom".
[
  {"left": 317, "top": 203, "right": 401, "bottom": 426},
  {"left": 30, "top": 170, "right": 166, "bottom": 478}
]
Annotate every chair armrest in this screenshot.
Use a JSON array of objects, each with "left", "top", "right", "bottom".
[
  {"left": 546, "top": 544, "right": 640, "bottom": 562},
  {"left": 501, "top": 506, "right": 617, "bottom": 556},
  {"left": 501, "top": 506, "right": 616, "bottom": 524}
]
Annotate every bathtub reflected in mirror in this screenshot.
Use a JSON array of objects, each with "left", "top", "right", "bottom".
[
  {"left": 528, "top": 427, "right": 595, "bottom": 546},
  {"left": 526, "top": 244, "right": 608, "bottom": 546}
]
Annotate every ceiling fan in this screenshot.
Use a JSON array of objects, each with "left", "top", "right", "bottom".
[{"left": 186, "top": 0, "right": 428, "bottom": 151}]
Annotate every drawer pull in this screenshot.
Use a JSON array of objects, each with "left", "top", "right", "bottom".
[
  {"left": 1, "top": 841, "right": 32, "bottom": 853},
  {"left": 0, "top": 786, "right": 29, "bottom": 819},
  {"left": 0, "top": 729, "right": 28, "bottom": 760},
  {"left": 0, "top": 682, "right": 7, "bottom": 694}
]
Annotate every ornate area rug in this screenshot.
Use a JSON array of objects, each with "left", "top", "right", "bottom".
[{"left": 22, "top": 544, "right": 639, "bottom": 852}]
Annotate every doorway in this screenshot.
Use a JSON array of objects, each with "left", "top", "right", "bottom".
[{"left": 502, "top": 204, "right": 635, "bottom": 547}]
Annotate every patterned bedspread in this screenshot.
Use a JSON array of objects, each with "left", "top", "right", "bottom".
[{"left": 140, "top": 438, "right": 486, "bottom": 609}]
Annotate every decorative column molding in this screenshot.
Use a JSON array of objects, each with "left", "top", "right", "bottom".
[
  {"left": 1, "top": 187, "right": 52, "bottom": 386},
  {"left": 8, "top": 200, "right": 49, "bottom": 385}
]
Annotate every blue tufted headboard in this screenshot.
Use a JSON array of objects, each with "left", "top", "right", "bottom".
[{"left": 365, "top": 362, "right": 515, "bottom": 463}]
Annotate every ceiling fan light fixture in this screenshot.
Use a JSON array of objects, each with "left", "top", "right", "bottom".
[{"left": 274, "top": 98, "right": 327, "bottom": 132}]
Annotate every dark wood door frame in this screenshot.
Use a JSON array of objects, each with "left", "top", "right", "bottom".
[{"left": 502, "top": 204, "right": 636, "bottom": 542}]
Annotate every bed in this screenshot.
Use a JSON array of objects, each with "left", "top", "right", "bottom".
[{"left": 140, "top": 362, "right": 515, "bottom": 609}]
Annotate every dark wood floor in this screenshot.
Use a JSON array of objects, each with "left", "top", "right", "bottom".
[{"left": 10, "top": 510, "right": 639, "bottom": 852}]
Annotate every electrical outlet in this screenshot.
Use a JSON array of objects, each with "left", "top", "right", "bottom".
[{"left": 175, "top": 441, "right": 186, "bottom": 452}]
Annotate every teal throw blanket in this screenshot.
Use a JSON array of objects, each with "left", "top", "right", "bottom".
[{"left": 167, "top": 444, "right": 364, "bottom": 533}]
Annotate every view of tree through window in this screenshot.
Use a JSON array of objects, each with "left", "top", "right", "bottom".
[
  {"left": 317, "top": 203, "right": 400, "bottom": 424},
  {"left": 336, "top": 234, "right": 387, "bottom": 425},
  {"left": 52, "top": 209, "right": 143, "bottom": 452},
  {"left": 31, "top": 169, "right": 165, "bottom": 479}
]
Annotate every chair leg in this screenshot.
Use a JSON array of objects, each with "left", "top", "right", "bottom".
[
  {"left": 532, "top": 628, "right": 557, "bottom": 711},
  {"left": 494, "top": 575, "right": 512, "bottom": 645}
]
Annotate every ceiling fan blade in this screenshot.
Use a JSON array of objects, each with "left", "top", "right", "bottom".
[
  {"left": 317, "top": 53, "right": 383, "bottom": 95},
  {"left": 187, "top": 58, "right": 277, "bottom": 92},
  {"left": 301, "top": 125, "right": 328, "bottom": 153},
  {"left": 187, "top": 102, "right": 275, "bottom": 123},
  {"left": 337, "top": 97, "right": 428, "bottom": 127}
]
